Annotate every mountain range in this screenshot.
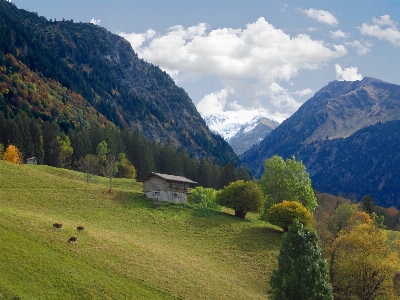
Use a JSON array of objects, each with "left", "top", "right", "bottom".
[
  {"left": 2, "top": 1, "right": 400, "bottom": 209},
  {"left": 201, "top": 110, "right": 279, "bottom": 155},
  {"left": 242, "top": 77, "right": 400, "bottom": 208}
]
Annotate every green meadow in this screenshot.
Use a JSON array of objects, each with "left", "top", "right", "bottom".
[{"left": 0, "top": 161, "right": 281, "bottom": 299}]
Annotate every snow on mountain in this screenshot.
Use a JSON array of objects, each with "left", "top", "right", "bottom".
[{"left": 201, "top": 109, "right": 280, "bottom": 154}]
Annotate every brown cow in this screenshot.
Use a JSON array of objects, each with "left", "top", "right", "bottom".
[
  {"left": 53, "top": 223, "right": 62, "bottom": 229},
  {"left": 68, "top": 237, "right": 78, "bottom": 244},
  {"left": 77, "top": 226, "right": 84, "bottom": 232}
]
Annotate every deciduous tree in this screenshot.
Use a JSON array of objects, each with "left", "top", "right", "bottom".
[
  {"left": 216, "top": 180, "right": 263, "bottom": 219},
  {"left": 259, "top": 155, "right": 317, "bottom": 213},
  {"left": 316, "top": 202, "right": 373, "bottom": 286},
  {"left": 103, "top": 152, "right": 118, "bottom": 192},
  {"left": 116, "top": 153, "right": 136, "bottom": 179},
  {"left": 265, "top": 200, "right": 313, "bottom": 232},
  {"left": 78, "top": 154, "right": 100, "bottom": 182},
  {"left": 331, "top": 224, "right": 399, "bottom": 300},
  {"left": 3, "top": 144, "right": 23, "bottom": 165}
]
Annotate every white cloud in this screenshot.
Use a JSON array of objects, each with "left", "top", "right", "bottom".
[
  {"left": 292, "top": 88, "right": 313, "bottom": 96},
  {"left": 372, "top": 15, "right": 397, "bottom": 27},
  {"left": 196, "top": 89, "right": 231, "bottom": 114},
  {"left": 299, "top": 8, "right": 339, "bottom": 26},
  {"left": 359, "top": 15, "right": 400, "bottom": 47},
  {"left": 330, "top": 29, "right": 349, "bottom": 39},
  {"left": 335, "top": 64, "right": 363, "bottom": 81},
  {"left": 121, "top": 17, "right": 346, "bottom": 119},
  {"left": 345, "top": 40, "right": 373, "bottom": 55},
  {"left": 119, "top": 29, "right": 156, "bottom": 52},
  {"left": 90, "top": 18, "right": 101, "bottom": 26},
  {"left": 268, "top": 82, "right": 302, "bottom": 111}
]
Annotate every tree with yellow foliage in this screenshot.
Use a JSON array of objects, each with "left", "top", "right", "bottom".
[
  {"left": 331, "top": 224, "right": 399, "bottom": 300},
  {"left": 3, "top": 144, "right": 23, "bottom": 165},
  {"left": 265, "top": 200, "right": 313, "bottom": 232}
]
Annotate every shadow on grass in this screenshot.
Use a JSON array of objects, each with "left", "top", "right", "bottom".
[{"left": 233, "top": 225, "right": 283, "bottom": 253}]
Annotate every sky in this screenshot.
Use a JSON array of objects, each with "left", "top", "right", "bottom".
[{"left": 11, "top": 0, "right": 400, "bottom": 122}]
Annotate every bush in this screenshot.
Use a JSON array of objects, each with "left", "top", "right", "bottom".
[
  {"left": 265, "top": 200, "right": 313, "bottom": 231},
  {"left": 190, "top": 186, "right": 221, "bottom": 211}
]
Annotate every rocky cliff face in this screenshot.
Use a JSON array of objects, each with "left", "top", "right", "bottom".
[{"left": 241, "top": 77, "right": 400, "bottom": 208}]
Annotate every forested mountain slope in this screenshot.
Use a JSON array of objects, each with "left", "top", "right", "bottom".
[
  {"left": 242, "top": 77, "right": 400, "bottom": 208},
  {"left": 0, "top": 0, "right": 239, "bottom": 166}
]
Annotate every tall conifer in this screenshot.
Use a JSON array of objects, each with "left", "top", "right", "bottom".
[{"left": 269, "top": 220, "right": 333, "bottom": 300}]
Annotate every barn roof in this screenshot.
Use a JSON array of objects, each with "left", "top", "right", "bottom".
[{"left": 140, "top": 172, "right": 197, "bottom": 184}]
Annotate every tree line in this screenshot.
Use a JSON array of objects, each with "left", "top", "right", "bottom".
[{"left": 0, "top": 111, "right": 250, "bottom": 188}]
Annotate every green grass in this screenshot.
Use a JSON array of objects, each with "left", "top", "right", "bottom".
[{"left": 0, "top": 161, "right": 281, "bottom": 299}]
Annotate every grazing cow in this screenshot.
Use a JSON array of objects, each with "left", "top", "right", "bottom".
[
  {"left": 77, "top": 226, "right": 84, "bottom": 232},
  {"left": 53, "top": 223, "right": 62, "bottom": 229},
  {"left": 68, "top": 236, "right": 78, "bottom": 244}
]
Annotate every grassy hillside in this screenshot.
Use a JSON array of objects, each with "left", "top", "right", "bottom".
[{"left": 0, "top": 160, "right": 281, "bottom": 299}]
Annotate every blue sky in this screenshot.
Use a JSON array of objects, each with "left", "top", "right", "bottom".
[{"left": 12, "top": 0, "right": 400, "bottom": 122}]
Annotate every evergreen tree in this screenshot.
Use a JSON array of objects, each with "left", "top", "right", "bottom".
[
  {"left": 42, "top": 121, "right": 60, "bottom": 166},
  {"left": 237, "top": 166, "right": 251, "bottom": 182},
  {"left": 196, "top": 159, "right": 213, "bottom": 188},
  {"left": 220, "top": 162, "right": 238, "bottom": 188},
  {"left": 0, "top": 111, "right": 6, "bottom": 145},
  {"left": 14, "top": 112, "right": 33, "bottom": 158},
  {"left": 29, "top": 119, "right": 44, "bottom": 163},
  {"left": 179, "top": 150, "right": 198, "bottom": 181},
  {"left": 360, "top": 195, "right": 375, "bottom": 214},
  {"left": 209, "top": 164, "right": 221, "bottom": 189},
  {"left": 68, "top": 129, "right": 91, "bottom": 166},
  {"left": 269, "top": 220, "right": 333, "bottom": 300},
  {"left": 156, "top": 142, "right": 183, "bottom": 175}
]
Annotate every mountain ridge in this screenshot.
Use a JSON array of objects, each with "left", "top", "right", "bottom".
[
  {"left": 242, "top": 77, "right": 400, "bottom": 208},
  {"left": 0, "top": 0, "right": 239, "bottom": 166}
]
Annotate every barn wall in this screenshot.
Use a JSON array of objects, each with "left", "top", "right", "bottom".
[
  {"left": 145, "top": 191, "right": 187, "bottom": 203},
  {"left": 143, "top": 176, "right": 191, "bottom": 203},
  {"left": 143, "top": 177, "right": 169, "bottom": 192}
]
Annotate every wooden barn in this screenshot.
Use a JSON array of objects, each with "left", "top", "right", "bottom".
[{"left": 140, "top": 172, "right": 197, "bottom": 203}]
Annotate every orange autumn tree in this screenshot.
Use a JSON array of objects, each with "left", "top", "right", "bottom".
[{"left": 3, "top": 144, "right": 23, "bottom": 165}]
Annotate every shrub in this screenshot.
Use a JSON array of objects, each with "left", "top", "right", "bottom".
[
  {"left": 265, "top": 200, "right": 313, "bottom": 231},
  {"left": 190, "top": 186, "right": 220, "bottom": 211}
]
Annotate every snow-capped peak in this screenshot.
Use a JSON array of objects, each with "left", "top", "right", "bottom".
[{"left": 200, "top": 109, "right": 278, "bottom": 141}]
